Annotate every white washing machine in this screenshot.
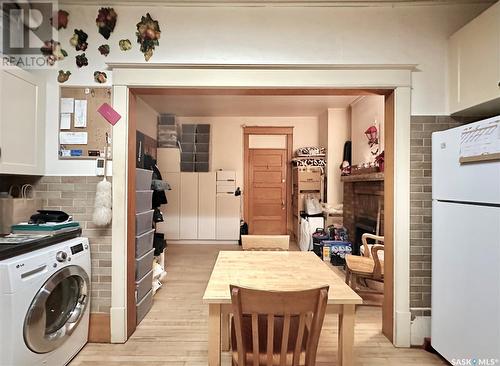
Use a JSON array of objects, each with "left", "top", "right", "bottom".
[{"left": 0, "top": 237, "right": 91, "bottom": 366}]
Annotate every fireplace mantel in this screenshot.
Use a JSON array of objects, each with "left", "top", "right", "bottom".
[{"left": 341, "top": 172, "right": 384, "bottom": 183}]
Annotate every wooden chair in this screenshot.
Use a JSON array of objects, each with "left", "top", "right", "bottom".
[
  {"left": 230, "top": 285, "right": 329, "bottom": 366},
  {"left": 345, "top": 234, "right": 384, "bottom": 294},
  {"left": 359, "top": 233, "right": 385, "bottom": 261},
  {"left": 241, "top": 235, "right": 290, "bottom": 251}
]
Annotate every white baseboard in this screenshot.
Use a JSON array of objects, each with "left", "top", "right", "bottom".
[
  {"left": 110, "top": 306, "right": 127, "bottom": 343},
  {"left": 168, "top": 240, "right": 239, "bottom": 245},
  {"left": 410, "top": 315, "right": 431, "bottom": 346},
  {"left": 395, "top": 310, "right": 412, "bottom": 347}
]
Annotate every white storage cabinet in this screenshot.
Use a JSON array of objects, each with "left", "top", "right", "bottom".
[
  {"left": 0, "top": 66, "right": 45, "bottom": 175},
  {"left": 448, "top": 2, "right": 500, "bottom": 114}
]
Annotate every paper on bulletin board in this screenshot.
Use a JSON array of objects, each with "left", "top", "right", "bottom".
[
  {"left": 60, "top": 131, "right": 88, "bottom": 145},
  {"left": 74, "top": 100, "right": 87, "bottom": 127},
  {"left": 60, "top": 113, "right": 71, "bottom": 130},
  {"left": 60, "top": 98, "right": 74, "bottom": 113},
  {"left": 460, "top": 118, "right": 500, "bottom": 161}
]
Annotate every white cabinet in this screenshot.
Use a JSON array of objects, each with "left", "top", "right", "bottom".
[
  {"left": 156, "top": 171, "right": 239, "bottom": 242},
  {"left": 179, "top": 173, "right": 198, "bottom": 240},
  {"left": 157, "top": 172, "right": 180, "bottom": 240},
  {"left": 449, "top": 2, "right": 500, "bottom": 114},
  {"left": 216, "top": 195, "right": 240, "bottom": 240},
  {"left": 0, "top": 67, "right": 45, "bottom": 175},
  {"left": 156, "top": 148, "right": 180, "bottom": 173},
  {"left": 198, "top": 172, "right": 216, "bottom": 240}
]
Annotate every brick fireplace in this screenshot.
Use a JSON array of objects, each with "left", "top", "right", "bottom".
[{"left": 342, "top": 173, "right": 384, "bottom": 254}]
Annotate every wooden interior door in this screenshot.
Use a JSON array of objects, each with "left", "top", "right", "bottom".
[{"left": 248, "top": 149, "right": 287, "bottom": 234}]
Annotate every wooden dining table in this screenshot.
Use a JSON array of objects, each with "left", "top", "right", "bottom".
[{"left": 203, "top": 251, "right": 363, "bottom": 366}]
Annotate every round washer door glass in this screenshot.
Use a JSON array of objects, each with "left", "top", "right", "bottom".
[{"left": 24, "top": 265, "right": 89, "bottom": 354}]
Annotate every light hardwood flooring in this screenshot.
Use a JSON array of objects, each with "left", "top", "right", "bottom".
[{"left": 71, "top": 244, "right": 445, "bottom": 366}]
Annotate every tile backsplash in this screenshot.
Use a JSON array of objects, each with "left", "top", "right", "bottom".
[
  {"left": 32, "top": 176, "right": 112, "bottom": 314},
  {"left": 408, "top": 115, "right": 478, "bottom": 317}
]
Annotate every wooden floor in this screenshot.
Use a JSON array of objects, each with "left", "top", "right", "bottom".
[{"left": 71, "top": 244, "right": 445, "bottom": 366}]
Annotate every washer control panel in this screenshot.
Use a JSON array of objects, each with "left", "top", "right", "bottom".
[
  {"left": 55, "top": 251, "right": 68, "bottom": 263},
  {"left": 70, "top": 243, "right": 85, "bottom": 255}
]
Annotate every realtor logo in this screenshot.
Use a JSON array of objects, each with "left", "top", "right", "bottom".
[{"left": 1, "top": 1, "right": 56, "bottom": 67}]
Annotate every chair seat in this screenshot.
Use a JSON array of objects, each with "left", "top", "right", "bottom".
[{"left": 345, "top": 255, "right": 384, "bottom": 277}]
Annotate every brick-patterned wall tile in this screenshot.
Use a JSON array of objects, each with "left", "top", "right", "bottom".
[
  {"left": 32, "top": 176, "right": 113, "bottom": 314},
  {"left": 409, "top": 115, "right": 463, "bottom": 316}
]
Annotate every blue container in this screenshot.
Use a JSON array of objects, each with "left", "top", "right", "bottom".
[{"left": 321, "top": 240, "right": 352, "bottom": 266}]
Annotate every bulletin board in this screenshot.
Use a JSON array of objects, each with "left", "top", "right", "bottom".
[{"left": 58, "top": 87, "right": 112, "bottom": 159}]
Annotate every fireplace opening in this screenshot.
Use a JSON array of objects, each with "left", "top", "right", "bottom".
[{"left": 354, "top": 217, "right": 378, "bottom": 255}]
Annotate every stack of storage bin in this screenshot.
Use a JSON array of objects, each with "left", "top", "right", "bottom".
[
  {"left": 180, "top": 124, "right": 210, "bottom": 172},
  {"left": 135, "top": 168, "right": 155, "bottom": 325},
  {"left": 157, "top": 114, "right": 179, "bottom": 148}
]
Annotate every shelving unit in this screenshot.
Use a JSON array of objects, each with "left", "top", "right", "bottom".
[
  {"left": 292, "top": 167, "right": 324, "bottom": 240},
  {"left": 135, "top": 168, "right": 154, "bottom": 325},
  {"left": 179, "top": 124, "right": 210, "bottom": 172}
]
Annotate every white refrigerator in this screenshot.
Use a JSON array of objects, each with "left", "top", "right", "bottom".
[{"left": 432, "top": 116, "right": 500, "bottom": 363}]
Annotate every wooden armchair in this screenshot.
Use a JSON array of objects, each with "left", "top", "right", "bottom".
[
  {"left": 241, "top": 235, "right": 290, "bottom": 251},
  {"left": 230, "top": 285, "right": 329, "bottom": 366},
  {"left": 359, "top": 233, "right": 384, "bottom": 261},
  {"left": 345, "top": 234, "right": 384, "bottom": 294}
]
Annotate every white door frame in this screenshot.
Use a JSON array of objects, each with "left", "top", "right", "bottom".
[{"left": 108, "top": 63, "right": 413, "bottom": 347}]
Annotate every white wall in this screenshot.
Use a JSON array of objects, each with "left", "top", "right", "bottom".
[
  {"left": 176, "top": 116, "right": 319, "bottom": 189},
  {"left": 136, "top": 96, "right": 158, "bottom": 139},
  {"left": 318, "top": 108, "right": 350, "bottom": 205},
  {"left": 37, "top": 3, "right": 488, "bottom": 174},
  {"left": 351, "top": 96, "right": 385, "bottom": 166}
]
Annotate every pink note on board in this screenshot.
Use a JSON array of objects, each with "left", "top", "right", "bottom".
[{"left": 97, "top": 103, "right": 121, "bottom": 125}]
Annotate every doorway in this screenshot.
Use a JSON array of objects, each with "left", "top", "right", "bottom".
[
  {"left": 110, "top": 66, "right": 412, "bottom": 348},
  {"left": 248, "top": 149, "right": 287, "bottom": 234},
  {"left": 243, "top": 126, "right": 293, "bottom": 235}
]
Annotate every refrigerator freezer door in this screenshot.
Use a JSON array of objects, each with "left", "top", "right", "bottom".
[
  {"left": 432, "top": 200, "right": 500, "bottom": 362},
  {"left": 432, "top": 122, "right": 500, "bottom": 204}
]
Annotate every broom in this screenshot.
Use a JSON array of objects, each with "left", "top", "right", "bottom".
[{"left": 92, "top": 133, "right": 112, "bottom": 226}]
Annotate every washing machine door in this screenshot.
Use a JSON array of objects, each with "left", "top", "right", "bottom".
[{"left": 24, "top": 265, "right": 90, "bottom": 354}]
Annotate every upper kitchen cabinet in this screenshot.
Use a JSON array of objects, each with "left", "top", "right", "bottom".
[
  {"left": 448, "top": 2, "right": 500, "bottom": 115},
  {"left": 0, "top": 67, "right": 45, "bottom": 175}
]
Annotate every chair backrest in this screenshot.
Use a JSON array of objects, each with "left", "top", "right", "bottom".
[
  {"left": 361, "top": 233, "right": 384, "bottom": 258},
  {"left": 371, "top": 244, "right": 384, "bottom": 280},
  {"left": 361, "top": 234, "right": 385, "bottom": 279},
  {"left": 241, "top": 235, "right": 290, "bottom": 251},
  {"left": 230, "top": 285, "right": 329, "bottom": 366}
]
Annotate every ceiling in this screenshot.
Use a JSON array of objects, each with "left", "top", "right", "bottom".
[
  {"left": 139, "top": 94, "right": 359, "bottom": 116},
  {"left": 60, "top": 0, "right": 494, "bottom": 5}
]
